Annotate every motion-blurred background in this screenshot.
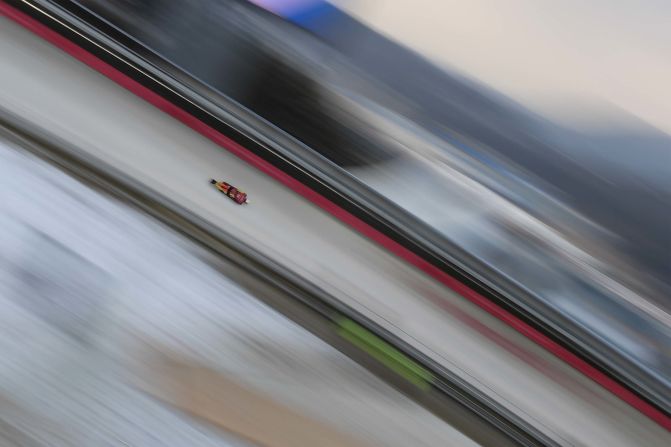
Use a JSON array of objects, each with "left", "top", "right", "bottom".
[{"left": 1, "top": 1, "right": 669, "bottom": 445}]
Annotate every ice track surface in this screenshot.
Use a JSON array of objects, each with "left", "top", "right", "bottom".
[
  {"left": 0, "top": 134, "right": 485, "bottom": 446},
  {"left": 0, "top": 16, "right": 669, "bottom": 446}
]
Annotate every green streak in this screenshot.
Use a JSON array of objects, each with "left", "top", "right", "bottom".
[{"left": 336, "top": 318, "right": 434, "bottom": 390}]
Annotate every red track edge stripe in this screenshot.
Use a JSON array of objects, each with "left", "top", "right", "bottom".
[{"left": 2, "top": 1, "right": 669, "bottom": 430}]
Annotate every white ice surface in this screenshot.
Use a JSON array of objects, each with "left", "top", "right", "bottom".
[{"left": 0, "top": 138, "right": 478, "bottom": 447}]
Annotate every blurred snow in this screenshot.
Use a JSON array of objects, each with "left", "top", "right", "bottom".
[{"left": 0, "top": 138, "right": 477, "bottom": 446}]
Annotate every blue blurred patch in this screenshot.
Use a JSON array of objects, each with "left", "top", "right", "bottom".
[{"left": 285, "top": 0, "right": 340, "bottom": 31}]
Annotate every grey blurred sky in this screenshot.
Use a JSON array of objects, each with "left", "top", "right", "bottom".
[{"left": 336, "top": 0, "right": 671, "bottom": 133}]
